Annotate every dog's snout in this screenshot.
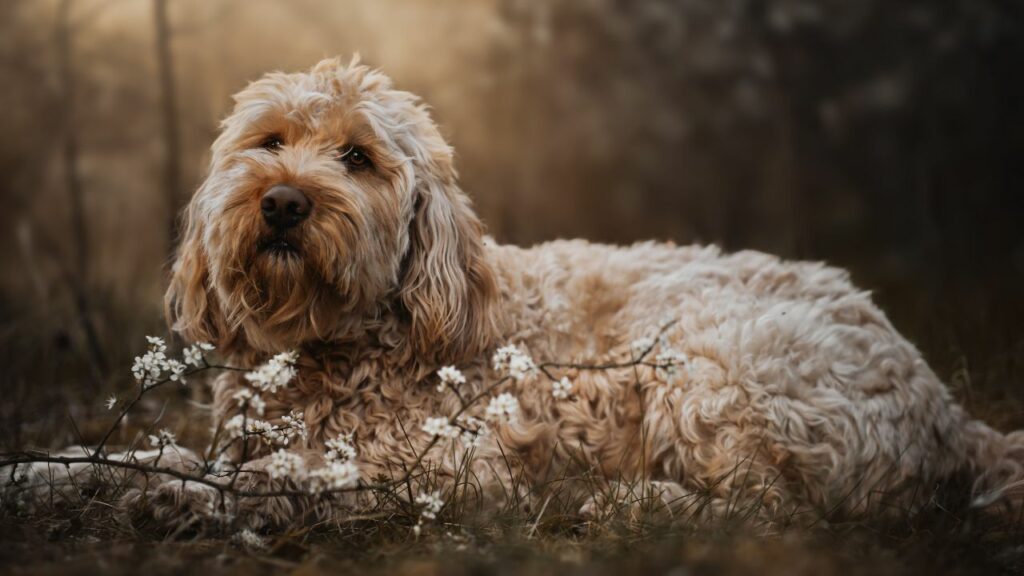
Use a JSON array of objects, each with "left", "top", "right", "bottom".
[{"left": 261, "top": 184, "right": 311, "bottom": 229}]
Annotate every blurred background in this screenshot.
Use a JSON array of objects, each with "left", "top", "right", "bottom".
[{"left": 1, "top": 0, "right": 1022, "bottom": 448}]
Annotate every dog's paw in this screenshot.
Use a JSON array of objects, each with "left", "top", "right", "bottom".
[{"left": 122, "top": 479, "right": 228, "bottom": 534}]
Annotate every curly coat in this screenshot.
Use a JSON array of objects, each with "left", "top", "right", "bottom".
[{"left": 165, "top": 57, "right": 1024, "bottom": 526}]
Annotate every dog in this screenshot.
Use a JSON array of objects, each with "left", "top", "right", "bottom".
[{"left": 161, "top": 56, "right": 1024, "bottom": 528}]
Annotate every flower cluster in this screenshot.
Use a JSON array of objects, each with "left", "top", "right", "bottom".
[
  {"left": 221, "top": 409, "right": 306, "bottom": 447},
  {"left": 264, "top": 436, "right": 361, "bottom": 492},
  {"left": 456, "top": 415, "right": 489, "bottom": 447},
  {"left": 309, "top": 460, "right": 359, "bottom": 492},
  {"left": 485, "top": 393, "right": 519, "bottom": 422},
  {"left": 131, "top": 336, "right": 187, "bottom": 385},
  {"left": 492, "top": 344, "right": 537, "bottom": 381},
  {"left": 148, "top": 428, "right": 177, "bottom": 449},
  {"left": 436, "top": 365, "right": 466, "bottom": 393},
  {"left": 265, "top": 448, "right": 307, "bottom": 481},
  {"left": 231, "top": 388, "right": 266, "bottom": 417},
  {"left": 416, "top": 490, "right": 444, "bottom": 520},
  {"left": 183, "top": 342, "right": 215, "bottom": 367},
  {"left": 422, "top": 416, "right": 460, "bottom": 439},
  {"left": 129, "top": 337, "right": 215, "bottom": 387},
  {"left": 244, "top": 351, "right": 299, "bottom": 393},
  {"left": 324, "top": 433, "right": 357, "bottom": 463},
  {"left": 280, "top": 410, "right": 308, "bottom": 441},
  {"left": 552, "top": 377, "right": 574, "bottom": 400}
]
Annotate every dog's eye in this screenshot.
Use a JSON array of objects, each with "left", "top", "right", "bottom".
[
  {"left": 337, "top": 146, "right": 371, "bottom": 170},
  {"left": 259, "top": 135, "right": 283, "bottom": 151}
]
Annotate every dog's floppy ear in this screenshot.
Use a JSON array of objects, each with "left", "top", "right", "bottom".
[
  {"left": 398, "top": 135, "right": 497, "bottom": 362},
  {"left": 164, "top": 198, "right": 226, "bottom": 347}
]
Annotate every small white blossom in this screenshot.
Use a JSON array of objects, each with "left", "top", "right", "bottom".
[
  {"left": 265, "top": 449, "right": 307, "bottom": 482},
  {"left": 148, "top": 428, "right": 177, "bottom": 449},
  {"left": 166, "top": 359, "right": 187, "bottom": 384},
  {"left": 457, "top": 416, "right": 489, "bottom": 447},
  {"left": 552, "top": 377, "right": 574, "bottom": 400},
  {"left": 232, "top": 529, "right": 267, "bottom": 551},
  {"left": 416, "top": 490, "right": 444, "bottom": 520},
  {"left": 436, "top": 365, "right": 466, "bottom": 393},
  {"left": 422, "top": 417, "right": 460, "bottom": 439},
  {"left": 244, "top": 351, "right": 299, "bottom": 393},
  {"left": 222, "top": 414, "right": 246, "bottom": 439},
  {"left": 492, "top": 345, "right": 536, "bottom": 381},
  {"left": 281, "top": 410, "right": 308, "bottom": 441},
  {"left": 324, "top": 434, "right": 357, "bottom": 463},
  {"left": 231, "top": 388, "right": 265, "bottom": 416},
  {"left": 485, "top": 393, "right": 520, "bottom": 423},
  {"left": 183, "top": 342, "right": 214, "bottom": 367},
  {"left": 130, "top": 336, "right": 199, "bottom": 385},
  {"left": 239, "top": 413, "right": 304, "bottom": 447},
  {"left": 105, "top": 395, "right": 117, "bottom": 410},
  {"left": 308, "top": 460, "right": 360, "bottom": 492},
  {"left": 145, "top": 336, "right": 167, "bottom": 352},
  {"left": 132, "top": 336, "right": 171, "bottom": 383}
]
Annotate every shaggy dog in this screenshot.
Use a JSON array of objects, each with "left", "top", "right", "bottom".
[{"left": 162, "top": 56, "right": 1023, "bottom": 527}]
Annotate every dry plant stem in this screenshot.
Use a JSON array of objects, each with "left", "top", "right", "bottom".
[{"left": 91, "top": 361, "right": 245, "bottom": 458}]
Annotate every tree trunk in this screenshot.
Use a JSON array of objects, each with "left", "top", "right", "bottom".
[
  {"left": 154, "top": 0, "right": 182, "bottom": 257},
  {"left": 56, "top": 0, "right": 108, "bottom": 385}
]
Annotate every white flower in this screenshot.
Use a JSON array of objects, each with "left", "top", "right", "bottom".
[
  {"left": 552, "top": 377, "right": 574, "bottom": 400},
  {"left": 422, "top": 416, "right": 460, "bottom": 439},
  {"left": 232, "top": 529, "right": 266, "bottom": 551},
  {"left": 485, "top": 393, "right": 519, "bottom": 423},
  {"left": 231, "top": 388, "right": 265, "bottom": 416},
  {"left": 183, "top": 342, "right": 214, "bottom": 367},
  {"left": 166, "top": 359, "right": 187, "bottom": 384},
  {"left": 245, "top": 418, "right": 274, "bottom": 439},
  {"left": 245, "top": 351, "right": 299, "bottom": 393},
  {"left": 630, "top": 336, "right": 655, "bottom": 358},
  {"left": 105, "top": 395, "right": 117, "bottom": 410},
  {"left": 132, "top": 337, "right": 171, "bottom": 383},
  {"left": 281, "top": 410, "right": 307, "bottom": 441},
  {"left": 265, "top": 449, "right": 307, "bottom": 482},
  {"left": 324, "top": 434, "right": 357, "bottom": 463},
  {"left": 492, "top": 345, "right": 536, "bottom": 381},
  {"left": 148, "top": 428, "right": 177, "bottom": 448},
  {"left": 308, "top": 460, "right": 360, "bottom": 492},
  {"left": 436, "top": 365, "right": 466, "bottom": 393},
  {"left": 457, "top": 416, "right": 489, "bottom": 447},
  {"left": 416, "top": 490, "right": 444, "bottom": 520},
  {"left": 145, "top": 336, "right": 167, "bottom": 352},
  {"left": 222, "top": 414, "right": 246, "bottom": 439},
  {"left": 131, "top": 336, "right": 199, "bottom": 385}
]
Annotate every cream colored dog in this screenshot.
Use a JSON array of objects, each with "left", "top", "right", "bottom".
[{"left": 163, "top": 56, "right": 1024, "bottom": 527}]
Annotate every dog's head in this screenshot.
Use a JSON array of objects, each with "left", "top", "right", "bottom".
[{"left": 166, "top": 57, "right": 496, "bottom": 361}]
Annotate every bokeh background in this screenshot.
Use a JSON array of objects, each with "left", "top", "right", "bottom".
[{"left": 1, "top": 0, "right": 1022, "bottom": 448}]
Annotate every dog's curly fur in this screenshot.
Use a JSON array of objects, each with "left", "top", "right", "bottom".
[{"left": 165, "top": 56, "right": 1024, "bottom": 527}]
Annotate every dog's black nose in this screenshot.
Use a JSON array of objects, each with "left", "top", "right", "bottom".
[{"left": 261, "top": 184, "right": 311, "bottom": 229}]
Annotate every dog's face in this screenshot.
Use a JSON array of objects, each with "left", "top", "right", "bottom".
[{"left": 166, "top": 58, "right": 495, "bottom": 360}]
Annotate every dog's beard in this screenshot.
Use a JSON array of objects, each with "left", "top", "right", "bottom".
[
  {"left": 212, "top": 220, "right": 348, "bottom": 351},
  {"left": 213, "top": 213, "right": 402, "bottom": 352}
]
